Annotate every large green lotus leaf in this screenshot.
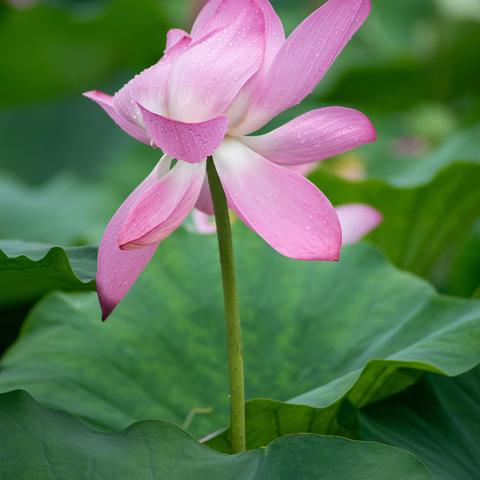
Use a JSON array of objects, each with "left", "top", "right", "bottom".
[
  {"left": 0, "top": 240, "right": 96, "bottom": 307},
  {"left": 446, "top": 221, "right": 480, "bottom": 297},
  {"left": 0, "top": 173, "right": 117, "bottom": 245},
  {"left": 0, "top": 95, "right": 132, "bottom": 183},
  {"left": 324, "top": 117, "right": 477, "bottom": 187},
  {"left": 344, "top": 124, "right": 480, "bottom": 187},
  {"left": 0, "top": 228, "right": 479, "bottom": 440},
  {"left": 359, "top": 367, "right": 480, "bottom": 480},
  {"left": 310, "top": 161, "right": 480, "bottom": 280},
  {"left": 0, "top": 391, "right": 431, "bottom": 480},
  {"left": 205, "top": 395, "right": 363, "bottom": 453},
  {"left": 0, "top": 92, "right": 158, "bottom": 183},
  {"left": 0, "top": 241, "right": 96, "bottom": 354},
  {"left": 1, "top": 0, "right": 168, "bottom": 107}
]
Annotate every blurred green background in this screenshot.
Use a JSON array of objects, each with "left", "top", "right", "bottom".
[{"left": 1, "top": 0, "right": 480, "bottom": 346}]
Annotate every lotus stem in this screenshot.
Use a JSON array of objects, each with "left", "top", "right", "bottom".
[{"left": 206, "top": 157, "right": 246, "bottom": 453}]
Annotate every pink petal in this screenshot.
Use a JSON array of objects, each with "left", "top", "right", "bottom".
[
  {"left": 336, "top": 203, "right": 382, "bottom": 245},
  {"left": 96, "top": 158, "right": 171, "bottom": 320},
  {"left": 190, "top": 0, "right": 223, "bottom": 38},
  {"left": 191, "top": 0, "right": 265, "bottom": 38},
  {"left": 191, "top": 210, "right": 217, "bottom": 235},
  {"left": 165, "top": 28, "right": 191, "bottom": 51},
  {"left": 112, "top": 36, "right": 192, "bottom": 128},
  {"left": 195, "top": 179, "right": 214, "bottom": 215},
  {"left": 119, "top": 161, "right": 205, "bottom": 249},
  {"left": 83, "top": 90, "right": 150, "bottom": 145},
  {"left": 241, "top": 107, "right": 375, "bottom": 165},
  {"left": 226, "top": 0, "right": 286, "bottom": 129},
  {"left": 233, "top": 0, "right": 371, "bottom": 135},
  {"left": 255, "top": 0, "right": 285, "bottom": 68},
  {"left": 191, "top": 0, "right": 284, "bottom": 67},
  {"left": 166, "top": 2, "right": 265, "bottom": 123},
  {"left": 138, "top": 104, "right": 227, "bottom": 164},
  {"left": 213, "top": 139, "right": 341, "bottom": 260}
]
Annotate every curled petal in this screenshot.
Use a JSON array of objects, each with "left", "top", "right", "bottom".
[
  {"left": 165, "top": 28, "right": 191, "bottom": 51},
  {"left": 83, "top": 90, "right": 150, "bottom": 145},
  {"left": 336, "top": 203, "right": 382, "bottom": 245},
  {"left": 167, "top": 2, "right": 265, "bottom": 122},
  {"left": 233, "top": 0, "right": 371, "bottom": 135},
  {"left": 241, "top": 107, "right": 376, "bottom": 165},
  {"left": 213, "top": 139, "right": 341, "bottom": 260},
  {"left": 119, "top": 161, "right": 206, "bottom": 248},
  {"left": 96, "top": 157, "right": 171, "bottom": 320},
  {"left": 138, "top": 104, "right": 227, "bottom": 164},
  {"left": 112, "top": 36, "right": 192, "bottom": 128}
]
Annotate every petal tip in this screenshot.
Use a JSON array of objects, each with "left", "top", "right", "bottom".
[
  {"left": 97, "top": 288, "right": 115, "bottom": 322},
  {"left": 101, "top": 309, "right": 111, "bottom": 322},
  {"left": 326, "top": 239, "right": 342, "bottom": 263},
  {"left": 354, "top": 109, "right": 376, "bottom": 144},
  {"left": 372, "top": 208, "right": 383, "bottom": 224},
  {"left": 83, "top": 90, "right": 107, "bottom": 102},
  {"left": 366, "top": 118, "right": 377, "bottom": 143}
]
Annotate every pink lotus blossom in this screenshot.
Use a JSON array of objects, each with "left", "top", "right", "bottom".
[
  {"left": 85, "top": 0, "right": 375, "bottom": 319},
  {"left": 189, "top": 204, "right": 382, "bottom": 243},
  {"left": 188, "top": 209, "right": 218, "bottom": 235},
  {"left": 335, "top": 204, "right": 382, "bottom": 245}
]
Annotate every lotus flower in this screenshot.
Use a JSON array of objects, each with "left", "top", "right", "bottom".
[{"left": 85, "top": 0, "right": 375, "bottom": 319}]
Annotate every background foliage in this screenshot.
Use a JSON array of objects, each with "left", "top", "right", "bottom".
[{"left": 0, "top": 0, "right": 479, "bottom": 478}]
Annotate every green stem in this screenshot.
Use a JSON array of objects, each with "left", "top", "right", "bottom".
[{"left": 206, "top": 157, "right": 246, "bottom": 453}]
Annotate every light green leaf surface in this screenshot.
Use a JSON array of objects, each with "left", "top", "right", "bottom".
[
  {"left": 0, "top": 228, "right": 478, "bottom": 443},
  {"left": 360, "top": 367, "right": 480, "bottom": 480},
  {"left": 345, "top": 124, "right": 480, "bottom": 187},
  {"left": 0, "top": 240, "right": 96, "bottom": 307},
  {"left": 0, "top": 174, "right": 115, "bottom": 245},
  {"left": 311, "top": 161, "right": 480, "bottom": 281},
  {"left": 0, "top": 0, "right": 168, "bottom": 106},
  {"left": 0, "top": 391, "right": 431, "bottom": 480}
]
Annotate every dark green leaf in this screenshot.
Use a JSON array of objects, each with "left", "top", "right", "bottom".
[
  {"left": 446, "top": 221, "right": 480, "bottom": 297},
  {"left": 0, "top": 240, "right": 96, "bottom": 307},
  {"left": 0, "top": 390, "right": 431, "bottom": 480},
  {"left": 359, "top": 367, "right": 480, "bottom": 480},
  {"left": 0, "top": 229, "right": 478, "bottom": 442}
]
